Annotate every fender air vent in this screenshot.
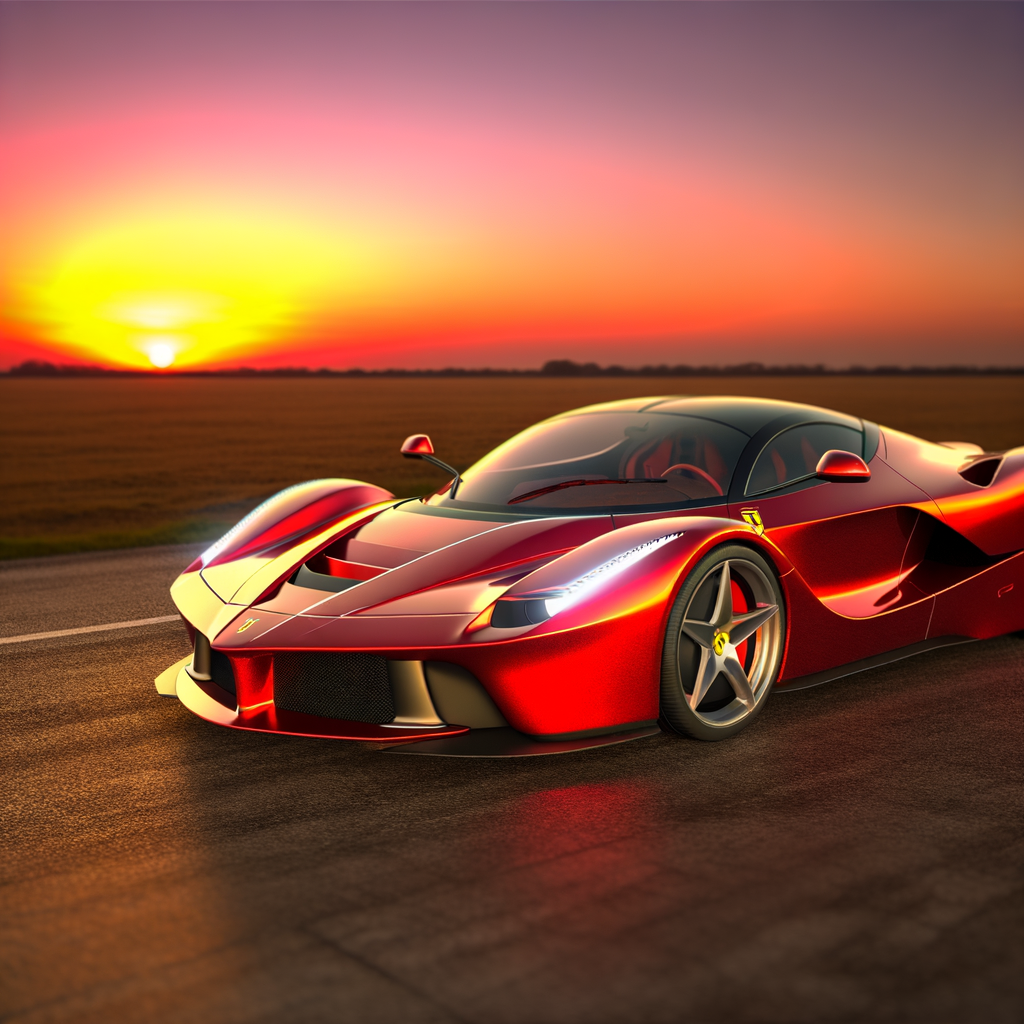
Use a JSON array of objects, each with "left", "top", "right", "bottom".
[{"left": 958, "top": 456, "right": 1001, "bottom": 487}]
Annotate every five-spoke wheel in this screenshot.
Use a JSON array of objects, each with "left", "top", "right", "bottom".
[{"left": 661, "top": 545, "right": 785, "bottom": 740}]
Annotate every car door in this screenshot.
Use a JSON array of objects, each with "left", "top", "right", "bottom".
[{"left": 729, "top": 420, "right": 938, "bottom": 619}]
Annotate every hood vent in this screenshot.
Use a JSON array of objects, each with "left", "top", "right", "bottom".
[{"left": 292, "top": 564, "right": 364, "bottom": 593}]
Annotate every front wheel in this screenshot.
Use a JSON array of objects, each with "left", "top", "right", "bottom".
[{"left": 660, "top": 544, "right": 785, "bottom": 741}]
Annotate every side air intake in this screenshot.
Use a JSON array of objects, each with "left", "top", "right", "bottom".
[{"left": 958, "top": 456, "right": 1001, "bottom": 488}]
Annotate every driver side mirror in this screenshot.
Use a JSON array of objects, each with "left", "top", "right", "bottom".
[
  {"left": 816, "top": 449, "right": 871, "bottom": 482},
  {"left": 401, "top": 434, "right": 435, "bottom": 457},
  {"left": 399, "top": 434, "right": 462, "bottom": 498}
]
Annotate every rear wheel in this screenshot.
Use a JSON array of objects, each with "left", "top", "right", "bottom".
[{"left": 660, "top": 544, "right": 785, "bottom": 741}]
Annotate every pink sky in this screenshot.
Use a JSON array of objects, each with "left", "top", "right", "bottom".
[{"left": 1, "top": 2, "right": 1021, "bottom": 370}]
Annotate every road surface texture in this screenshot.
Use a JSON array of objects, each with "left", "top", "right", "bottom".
[{"left": 2, "top": 545, "right": 1022, "bottom": 1024}]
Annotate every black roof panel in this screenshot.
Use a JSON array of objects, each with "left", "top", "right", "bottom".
[
  {"left": 641, "top": 396, "right": 860, "bottom": 435},
  {"left": 553, "top": 395, "right": 861, "bottom": 436}
]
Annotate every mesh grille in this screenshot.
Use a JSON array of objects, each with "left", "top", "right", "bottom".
[{"left": 273, "top": 653, "right": 394, "bottom": 723}]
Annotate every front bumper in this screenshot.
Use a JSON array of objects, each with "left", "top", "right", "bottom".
[
  {"left": 155, "top": 657, "right": 661, "bottom": 756},
  {"left": 156, "top": 657, "right": 470, "bottom": 741}
]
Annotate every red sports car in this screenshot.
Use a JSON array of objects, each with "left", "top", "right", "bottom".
[{"left": 156, "top": 396, "right": 1024, "bottom": 755}]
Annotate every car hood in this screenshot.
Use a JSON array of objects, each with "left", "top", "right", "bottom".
[
  {"left": 341, "top": 502, "right": 529, "bottom": 568},
  {"left": 200, "top": 501, "right": 616, "bottom": 610}
]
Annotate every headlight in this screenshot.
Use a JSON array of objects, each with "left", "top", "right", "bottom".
[{"left": 490, "top": 532, "right": 681, "bottom": 628}]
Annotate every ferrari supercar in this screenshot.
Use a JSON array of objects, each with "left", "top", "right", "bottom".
[{"left": 156, "top": 396, "right": 1024, "bottom": 755}]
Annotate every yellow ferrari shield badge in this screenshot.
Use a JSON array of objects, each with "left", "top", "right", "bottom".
[
  {"left": 236, "top": 617, "right": 259, "bottom": 633},
  {"left": 740, "top": 508, "right": 765, "bottom": 537}
]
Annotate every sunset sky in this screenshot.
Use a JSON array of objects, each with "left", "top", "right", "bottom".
[{"left": 1, "top": 2, "right": 1021, "bottom": 371}]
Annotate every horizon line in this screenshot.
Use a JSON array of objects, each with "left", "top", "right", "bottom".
[{"left": 4, "top": 358, "right": 1024, "bottom": 379}]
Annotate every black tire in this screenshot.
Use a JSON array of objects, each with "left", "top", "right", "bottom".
[{"left": 660, "top": 543, "right": 786, "bottom": 741}]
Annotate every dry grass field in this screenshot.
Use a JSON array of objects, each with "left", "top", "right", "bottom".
[{"left": 2, "top": 375, "right": 1022, "bottom": 558}]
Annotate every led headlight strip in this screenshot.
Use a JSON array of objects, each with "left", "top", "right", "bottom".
[
  {"left": 491, "top": 532, "right": 681, "bottom": 628},
  {"left": 541, "top": 531, "right": 682, "bottom": 616}
]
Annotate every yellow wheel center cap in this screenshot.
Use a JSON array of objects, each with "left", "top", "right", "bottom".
[{"left": 713, "top": 630, "right": 730, "bottom": 655}]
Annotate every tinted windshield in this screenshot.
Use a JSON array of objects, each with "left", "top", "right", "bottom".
[{"left": 426, "top": 412, "right": 749, "bottom": 513}]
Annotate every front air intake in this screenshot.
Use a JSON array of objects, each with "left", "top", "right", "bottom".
[{"left": 273, "top": 653, "right": 395, "bottom": 723}]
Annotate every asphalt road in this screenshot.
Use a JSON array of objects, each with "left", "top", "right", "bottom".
[{"left": 2, "top": 546, "right": 1023, "bottom": 1024}]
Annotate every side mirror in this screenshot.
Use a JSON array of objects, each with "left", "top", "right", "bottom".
[
  {"left": 401, "top": 434, "right": 435, "bottom": 458},
  {"left": 816, "top": 449, "right": 871, "bottom": 482},
  {"left": 399, "top": 433, "right": 462, "bottom": 498}
]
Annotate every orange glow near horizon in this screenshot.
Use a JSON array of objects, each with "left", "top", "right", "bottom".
[
  {"left": 19, "top": 199, "right": 352, "bottom": 369},
  {"left": 1, "top": 4, "right": 1021, "bottom": 370}
]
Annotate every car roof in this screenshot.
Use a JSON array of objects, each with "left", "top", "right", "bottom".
[{"left": 557, "top": 395, "right": 861, "bottom": 437}]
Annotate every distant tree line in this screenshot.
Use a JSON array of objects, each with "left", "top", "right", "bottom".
[
  {"left": 537, "top": 360, "right": 1024, "bottom": 377},
  {"left": 5, "top": 358, "right": 1023, "bottom": 378}
]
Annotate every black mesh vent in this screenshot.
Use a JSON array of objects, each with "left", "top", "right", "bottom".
[{"left": 273, "top": 653, "right": 394, "bottom": 723}]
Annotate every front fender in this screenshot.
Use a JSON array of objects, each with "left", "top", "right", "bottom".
[
  {"left": 470, "top": 515, "right": 793, "bottom": 643},
  {"left": 196, "top": 479, "right": 394, "bottom": 602},
  {"left": 171, "top": 497, "right": 399, "bottom": 640},
  {"left": 449, "top": 517, "right": 793, "bottom": 735}
]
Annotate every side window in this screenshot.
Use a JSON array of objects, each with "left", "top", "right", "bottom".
[{"left": 746, "top": 423, "right": 863, "bottom": 496}]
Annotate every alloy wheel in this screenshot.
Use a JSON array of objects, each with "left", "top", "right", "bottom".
[{"left": 675, "top": 557, "right": 783, "bottom": 729}]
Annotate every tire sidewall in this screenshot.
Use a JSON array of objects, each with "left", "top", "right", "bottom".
[{"left": 660, "top": 543, "right": 786, "bottom": 741}]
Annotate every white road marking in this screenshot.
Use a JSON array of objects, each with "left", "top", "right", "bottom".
[{"left": 0, "top": 615, "right": 180, "bottom": 645}]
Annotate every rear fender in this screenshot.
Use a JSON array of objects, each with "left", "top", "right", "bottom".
[
  {"left": 882, "top": 430, "right": 1024, "bottom": 556},
  {"left": 934, "top": 447, "right": 1024, "bottom": 556}
]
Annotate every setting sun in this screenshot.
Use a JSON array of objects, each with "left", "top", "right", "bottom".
[{"left": 145, "top": 339, "right": 176, "bottom": 368}]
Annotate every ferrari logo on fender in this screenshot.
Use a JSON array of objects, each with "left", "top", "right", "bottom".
[
  {"left": 740, "top": 508, "right": 765, "bottom": 537},
  {"left": 713, "top": 630, "right": 730, "bottom": 656},
  {"left": 236, "top": 617, "right": 259, "bottom": 634}
]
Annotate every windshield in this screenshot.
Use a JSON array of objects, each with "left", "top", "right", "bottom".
[{"left": 426, "top": 411, "right": 749, "bottom": 513}]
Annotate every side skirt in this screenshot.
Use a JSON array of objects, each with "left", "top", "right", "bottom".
[
  {"left": 776, "top": 635, "right": 977, "bottom": 693},
  {"left": 387, "top": 724, "right": 663, "bottom": 758}
]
